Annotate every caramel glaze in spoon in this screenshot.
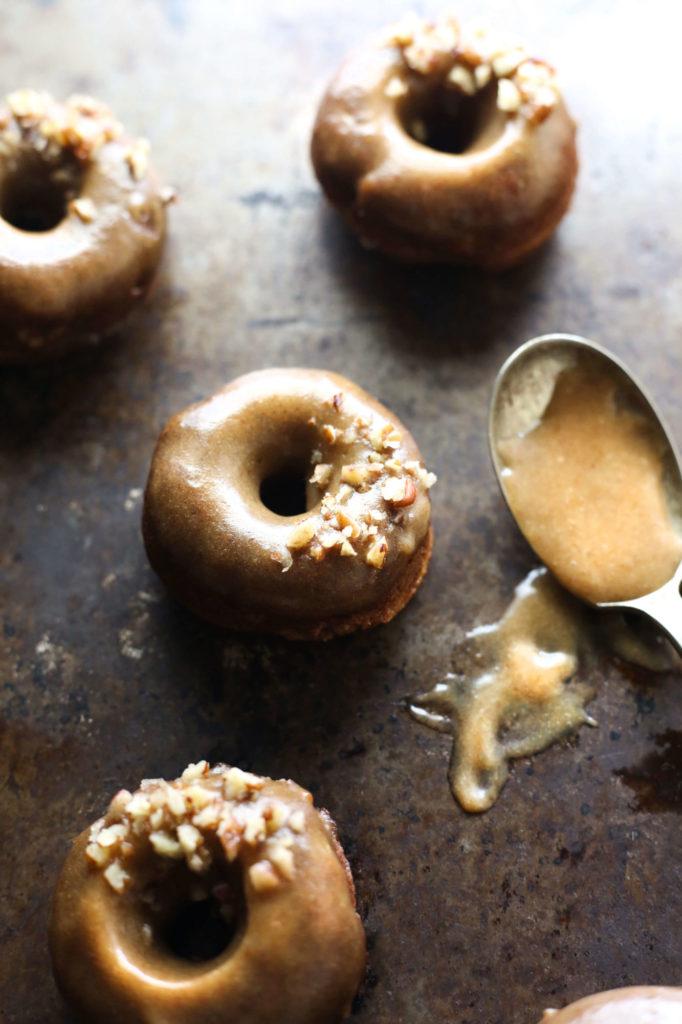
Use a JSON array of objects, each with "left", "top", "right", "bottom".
[{"left": 489, "top": 334, "right": 682, "bottom": 653}]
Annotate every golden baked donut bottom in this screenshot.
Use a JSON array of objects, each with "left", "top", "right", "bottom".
[
  {"left": 0, "top": 91, "right": 169, "bottom": 363},
  {"left": 311, "top": 15, "right": 578, "bottom": 268},
  {"left": 142, "top": 368, "right": 435, "bottom": 640},
  {"left": 49, "top": 764, "right": 366, "bottom": 1024}
]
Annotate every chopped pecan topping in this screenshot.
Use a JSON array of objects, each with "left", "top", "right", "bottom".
[
  {"left": 86, "top": 764, "right": 305, "bottom": 894},
  {"left": 385, "top": 15, "right": 559, "bottom": 123}
]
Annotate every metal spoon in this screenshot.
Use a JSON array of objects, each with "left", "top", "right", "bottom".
[{"left": 489, "top": 333, "right": 682, "bottom": 653}]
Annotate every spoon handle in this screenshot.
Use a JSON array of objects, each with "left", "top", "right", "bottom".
[{"left": 610, "top": 563, "right": 682, "bottom": 656}]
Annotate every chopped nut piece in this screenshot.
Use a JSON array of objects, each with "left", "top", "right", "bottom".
[
  {"left": 288, "top": 810, "right": 305, "bottom": 833},
  {"left": 497, "top": 78, "right": 522, "bottom": 112},
  {"left": 177, "top": 823, "right": 202, "bottom": 855},
  {"left": 85, "top": 842, "right": 111, "bottom": 867},
  {"left": 492, "top": 47, "right": 526, "bottom": 77},
  {"left": 381, "top": 477, "right": 417, "bottom": 506},
  {"left": 249, "top": 860, "right": 280, "bottom": 893},
  {"left": 336, "top": 509, "right": 360, "bottom": 536},
  {"left": 182, "top": 761, "right": 209, "bottom": 784},
  {"left": 269, "top": 843, "right": 295, "bottom": 880},
  {"left": 310, "top": 463, "right": 332, "bottom": 487},
  {"left": 183, "top": 784, "right": 213, "bottom": 810},
  {"left": 126, "top": 138, "right": 150, "bottom": 181},
  {"left": 149, "top": 831, "right": 184, "bottom": 859},
  {"left": 340, "top": 540, "right": 357, "bottom": 557},
  {"left": 192, "top": 804, "right": 221, "bottom": 828},
  {"left": 126, "top": 793, "right": 152, "bottom": 819},
  {"left": 320, "top": 529, "right": 342, "bottom": 550},
  {"left": 97, "top": 824, "right": 128, "bottom": 848},
  {"left": 108, "top": 789, "right": 132, "bottom": 818},
  {"left": 385, "top": 75, "right": 408, "bottom": 99},
  {"left": 341, "top": 463, "right": 384, "bottom": 488},
  {"left": 222, "top": 766, "right": 264, "bottom": 801},
  {"left": 419, "top": 469, "right": 438, "bottom": 489},
  {"left": 287, "top": 519, "right": 317, "bottom": 550},
  {"left": 366, "top": 537, "right": 388, "bottom": 568},
  {"left": 447, "top": 65, "right": 476, "bottom": 95},
  {"left": 309, "top": 541, "right": 325, "bottom": 562},
  {"left": 474, "top": 63, "right": 492, "bottom": 88},
  {"left": 242, "top": 812, "right": 267, "bottom": 845},
  {"left": 322, "top": 424, "right": 339, "bottom": 443},
  {"left": 104, "top": 861, "right": 131, "bottom": 893},
  {"left": 70, "top": 196, "right": 96, "bottom": 223},
  {"left": 166, "top": 787, "right": 186, "bottom": 817},
  {"left": 264, "top": 801, "right": 288, "bottom": 833}
]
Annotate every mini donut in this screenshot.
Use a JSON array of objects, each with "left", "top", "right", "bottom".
[
  {"left": 142, "top": 368, "right": 435, "bottom": 640},
  {"left": 311, "top": 14, "right": 578, "bottom": 268},
  {"left": 0, "top": 89, "right": 171, "bottom": 363},
  {"left": 49, "top": 761, "right": 366, "bottom": 1024},
  {"left": 537, "top": 986, "right": 682, "bottom": 1022}
]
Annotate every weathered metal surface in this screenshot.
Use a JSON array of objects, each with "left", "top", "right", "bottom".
[{"left": 1, "top": 1, "right": 681, "bottom": 1022}]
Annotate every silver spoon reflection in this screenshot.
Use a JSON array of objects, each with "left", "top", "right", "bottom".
[{"left": 489, "top": 334, "right": 682, "bottom": 653}]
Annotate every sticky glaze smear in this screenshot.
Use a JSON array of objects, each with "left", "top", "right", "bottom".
[
  {"left": 410, "top": 568, "right": 595, "bottom": 811},
  {"left": 410, "top": 567, "right": 677, "bottom": 812},
  {"left": 497, "top": 366, "right": 682, "bottom": 603}
]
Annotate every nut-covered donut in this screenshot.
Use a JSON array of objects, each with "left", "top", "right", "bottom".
[
  {"left": 537, "top": 986, "right": 682, "bottom": 1022},
  {"left": 311, "top": 14, "right": 578, "bottom": 268},
  {"left": 0, "top": 90, "right": 171, "bottom": 363},
  {"left": 142, "top": 368, "right": 435, "bottom": 639},
  {"left": 49, "top": 762, "right": 366, "bottom": 1024}
]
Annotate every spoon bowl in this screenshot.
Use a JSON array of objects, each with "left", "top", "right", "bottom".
[{"left": 489, "top": 333, "right": 682, "bottom": 652}]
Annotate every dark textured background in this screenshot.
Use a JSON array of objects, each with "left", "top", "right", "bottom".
[{"left": 1, "top": 1, "right": 681, "bottom": 1021}]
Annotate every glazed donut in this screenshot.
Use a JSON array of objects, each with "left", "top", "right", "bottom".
[
  {"left": 0, "top": 90, "right": 171, "bottom": 363},
  {"left": 142, "top": 368, "right": 435, "bottom": 640},
  {"left": 537, "top": 986, "right": 682, "bottom": 1022},
  {"left": 49, "top": 761, "right": 366, "bottom": 1024},
  {"left": 311, "top": 14, "right": 577, "bottom": 268}
]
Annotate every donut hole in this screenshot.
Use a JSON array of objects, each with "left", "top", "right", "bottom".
[
  {"left": 401, "top": 80, "right": 505, "bottom": 155},
  {"left": 163, "top": 896, "right": 239, "bottom": 963},
  {"left": 146, "top": 861, "right": 246, "bottom": 965},
  {"left": 1, "top": 154, "right": 84, "bottom": 232},
  {"left": 260, "top": 467, "right": 310, "bottom": 517}
]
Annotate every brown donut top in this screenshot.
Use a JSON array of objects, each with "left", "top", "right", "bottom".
[
  {"left": 539, "top": 986, "right": 682, "bottom": 1022},
  {"left": 143, "top": 368, "right": 435, "bottom": 626},
  {"left": 0, "top": 90, "right": 171, "bottom": 360},
  {"left": 49, "top": 763, "right": 366, "bottom": 1024},
  {"left": 311, "top": 14, "right": 577, "bottom": 267}
]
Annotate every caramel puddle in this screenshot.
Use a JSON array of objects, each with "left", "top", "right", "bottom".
[
  {"left": 497, "top": 366, "right": 682, "bottom": 604},
  {"left": 410, "top": 567, "right": 677, "bottom": 812}
]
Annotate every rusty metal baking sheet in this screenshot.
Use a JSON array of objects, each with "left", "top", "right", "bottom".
[{"left": 1, "top": 1, "right": 681, "bottom": 1022}]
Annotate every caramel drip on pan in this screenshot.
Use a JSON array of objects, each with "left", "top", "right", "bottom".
[{"left": 410, "top": 567, "right": 677, "bottom": 812}]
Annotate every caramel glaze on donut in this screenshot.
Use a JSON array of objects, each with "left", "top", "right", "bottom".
[
  {"left": 538, "top": 986, "right": 682, "bottom": 1023},
  {"left": 49, "top": 762, "right": 366, "bottom": 1024},
  {"left": 311, "top": 14, "right": 578, "bottom": 269},
  {"left": 142, "top": 368, "right": 435, "bottom": 640},
  {"left": 0, "top": 90, "right": 171, "bottom": 363}
]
